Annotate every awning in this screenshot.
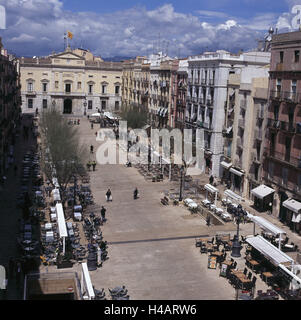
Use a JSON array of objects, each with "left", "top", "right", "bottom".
[
  {"left": 292, "top": 213, "right": 301, "bottom": 223},
  {"left": 157, "top": 107, "right": 162, "bottom": 115},
  {"left": 224, "top": 189, "right": 243, "bottom": 202},
  {"left": 283, "top": 199, "right": 301, "bottom": 214},
  {"left": 246, "top": 235, "right": 293, "bottom": 267},
  {"left": 221, "top": 161, "right": 232, "bottom": 169},
  {"left": 230, "top": 168, "right": 244, "bottom": 176},
  {"left": 205, "top": 184, "right": 219, "bottom": 194},
  {"left": 278, "top": 264, "right": 301, "bottom": 288},
  {"left": 163, "top": 108, "right": 168, "bottom": 117},
  {"left": 251, "top": 184, "right": 275, "bottom": 200},
  {"left": 55, "top": 203, "right": 68, "bottom": 238},
  {"left": 250, "top": 216, "right": 286, "bottom": 236},
  {"left": 51, "top": 188, "right": 61, "bottom": 202},
  {"left": 160, "top": 108, "right": 165, "bottom": 117}
]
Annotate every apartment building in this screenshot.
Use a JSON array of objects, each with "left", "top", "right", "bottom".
[
  {"left": 174, "top": 59, "right": 188, "bottom": 130},
  {"left": 0, "top": 38, "right": 21, "bottom": 175},
  {"left": 222, "top": 66, "right": 270, "bottom": 199},
  {"left": 262, "top": 31, "right": 301, "bottom": 234},
  {"left": 20, "top": 47, "right": 123, "bottom": 115},
  {"left": 187, "top": 50, "right": 270, "bottom": 178}
]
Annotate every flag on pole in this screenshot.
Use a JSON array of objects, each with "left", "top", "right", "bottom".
[{"left": 67, "top": 31, "right": 73, "bottom": 39}]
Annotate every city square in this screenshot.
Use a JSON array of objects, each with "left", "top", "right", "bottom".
[{"left": 0, "top": 0, "right": 301, "bottom": 303}]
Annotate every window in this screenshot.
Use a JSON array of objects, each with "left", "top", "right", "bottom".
[
  {"left": 42, "top": 83, "right": 47, "bottom": 92},
  {"left": 102, "top": 85, "right": 106, "bottom": 94},
  {"left": 292, "top": 80, "right": 297, "bottom": 96},
  {"left": 115, "top": 86, "right": 120, "bottom": 95},
  {"left": 42, "top": 99, "right": 47, "bottom": 109},
  {"left": 65, "top": 83, "right": 71, "bottom": 93},
  {"left": 101, "top": 100, "right": 106, "bottom": 110},
  {"left": 27, "top": 82, "right": 33, "bottom": 92},
  {"left": 77, "top": 82, "right": 81, "bottom": 90},
  {"left": 55, "top": 81, "right": 59, "bottom": 89},
  {"left": 88, "top": 100, "right": 93, "bottom": 109},
  {"left": 280, "top": 51, "right": 284, "bottom": 63},
  {"left": 274, "top": 104, "right": 279, "bottom": 120},
  {"left": 295, "top": 50, "right": 300, "bottom": 63},
  {"left": 285, "top": 137, "right": 291, "bottom": 162},
  {"left": 28, "top": 98, "right": 33, "bottom": 108},
  {"left": 268, "top": 161, "right": 274, "bottom": 178},
  {"left": 89, "top": 84, "right": 93, "bottom": 94}
]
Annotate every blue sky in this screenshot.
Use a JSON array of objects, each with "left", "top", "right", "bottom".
[{"left": 0, "top": 0, "right": 300, "bottom": 58}]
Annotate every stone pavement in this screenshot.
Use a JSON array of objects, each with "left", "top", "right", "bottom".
[{"left": 69, "top": 117, "right": 273, "bottom": 300}]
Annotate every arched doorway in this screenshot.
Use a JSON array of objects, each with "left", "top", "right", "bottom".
[{"left": 63, "top": 99, "right": 72, "bottom": 114}]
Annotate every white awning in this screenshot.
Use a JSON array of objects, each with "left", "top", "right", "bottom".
[
  {"left": 250, "top": 216, "right": 286, "bottom": 236},
  {"left": 292, "top": 213, "right": 301, "bottom": 223},
  {"left": 157, "top": 108, "right": 162, "bottom": 115},
  {"left": 163, "top": 108, "right": 168, "bottom": 117},
  {"left": 278, "top": 264, "right": 301, "bottom": 288},
  {"left": 205, "top": 184, "right": 219, "bottom": 194},
  {"left": 224, "top": 189, "right": 243, "bottom": 202},
  {"left": 283, "top": 199, "right": 301, "bottom": 214},
  {"left": 251, "top": 184, "right": 275, "bottom": 200},
  {"left": 230, "top": 168, "right": 244, "bottom": 176},
  {"left": 221, "top": 161, "right": 232, "bottom": 169},
  {"left": 81, "top": 263, "right": 95, "bottom": 300},
  {"left": 51, "top": 188, "right": 61, "bottom": 202},
  {"left": 55, "top": 203, "right": 68, "bottom": 238},
  {"left": 246, "top": 236, "right": 293, "bottom": 266},
  {"left": 160, "top": 108, "right": 165, "bottom": 117}
]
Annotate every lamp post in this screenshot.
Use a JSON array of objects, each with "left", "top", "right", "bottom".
[
  {"left": 179, "top": 165, "right": 184, "bottom": 201},
  {"left": 231, "top": 204, "right": 247, "bottom": 258}
]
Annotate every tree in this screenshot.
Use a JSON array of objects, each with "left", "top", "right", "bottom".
[
  {"left": 120, "top": 103, "right": 148, "bottom": 129},
  {"left": 39, "top": 109, "right": 88, "bottom": 191}
]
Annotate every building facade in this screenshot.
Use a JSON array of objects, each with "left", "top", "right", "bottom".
[
  {"left": 262, "top": 31, "right": 301, "bottom": 234},
  {"left": 222, "top": 66, "right": 270, "bottom": 198},
  {"left": 187, "top": 50, "right": 271, "bottom": 178},
  {"left": 0, "top": 38, "right": 21, "bottom": 175},
  {"left": 20, "top": 47, "right": 123, "bottom": 116}
]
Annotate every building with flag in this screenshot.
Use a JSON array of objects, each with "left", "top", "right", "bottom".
[{"left": 19, "top": 46, "right": 122, "bottom": 115}]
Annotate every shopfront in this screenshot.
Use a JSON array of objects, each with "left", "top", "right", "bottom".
[{"left": 282, "top": 198, "right": 301, "bottom": 235}]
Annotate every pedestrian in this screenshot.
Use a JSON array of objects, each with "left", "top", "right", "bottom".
[
  {"left": 91, "top": 122, "right": 94, "bottom": 129},
  {"left": 90, "top": 145, "right": 94, "bottom": 154},
  {"left": 106, "top": 189, "right": 112, "bottom": 202},
  {"left": 77, "top": 119, "right": 80, "bottom": 125},
  {"left": 92, "top": 161, "right": 96, "bottom": 171},
  {"left": 101, "top": 206, "right": 106, "bottom": 222},
  {"left": 206, "top": 215, "right": 211, "bottom": 227},
  {"left": 133, "top": 187, "right": 139, "bottom": 200}
]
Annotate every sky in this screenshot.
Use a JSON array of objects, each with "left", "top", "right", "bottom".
[{"left": 0, "top": 0, "right": 300, "bottom": 58}]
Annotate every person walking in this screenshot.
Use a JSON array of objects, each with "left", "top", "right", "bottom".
[
  {"left": 92, "top": 161, "right": 96, "bottom": 171},
  {"left": 106, "top": 189, "right": 112, "bottom": 202},
  {"left": 91, "top": 122, "right": 94, "bottom": 130},
  {"left": 133, "top": 187, "right": 139, "bottom": 200},
  {"left": 101, "top": 206, "right": 106, "bottom": 222},
  {"left": 90, "top": 145, "right": 94, "bottom": 154},
  {"left": 206, "top": 215, "right": 211, "bottom": 227}
]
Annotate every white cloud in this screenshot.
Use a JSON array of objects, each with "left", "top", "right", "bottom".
[{"left": 0, "top": 0, "right": 284, "bottom": 58}]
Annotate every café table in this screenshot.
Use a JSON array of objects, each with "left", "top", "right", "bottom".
[
  {"left": 249, "top": 260, "right": 260, "bottom": 272},
  {"left": 262, "top": 272, "right": 274, "bottom": 285},
  {"left": 211, "top": 251, "right": 224, "bottom": 262}
]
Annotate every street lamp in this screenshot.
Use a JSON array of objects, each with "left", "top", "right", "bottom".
[
  {"left": 231, "top": 204, "right": 247, "bottom": 258},
  {"left": 179, "top": 165, "right": 184, "bottom": 201}
]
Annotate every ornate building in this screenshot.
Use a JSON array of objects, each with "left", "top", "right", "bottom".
[{"left": 20, "top": 47, "right": 122, "bottom": 116}]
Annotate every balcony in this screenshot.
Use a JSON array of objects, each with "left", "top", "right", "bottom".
[
  {"left": 194, "top": 79, "right": 200, "bottom": 85},
  {"left": 201, "top": 79, "right": 206, "bottom": 85},
  {"left": 267, "top": 118, "right": 280, "bottom": 130},
  {"left": 270, "top": 90, "right": 301, "bottom": 103},
  {"left": 251, "top": 151, "right": 261, "bottom": 164},
  {"left": 280, "top": 121, "right": 295, "bottom": 134},
  {"left": 264, "top": 147, "right": 301, "bottom": 168},
  {"left": 208, "top": 79, "right": 214, "bottom": 86},
  {"left": 206, "top": 99, "right": 213, "bottom": 106}
]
